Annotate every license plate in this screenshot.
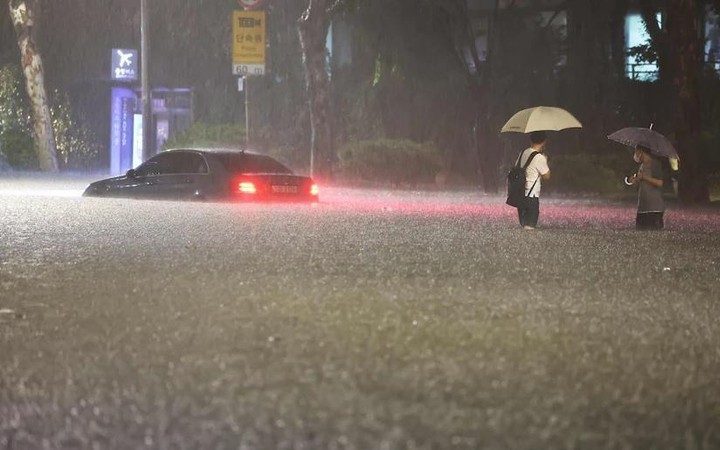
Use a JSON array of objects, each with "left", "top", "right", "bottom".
[{"left": 271, "top": 185, "right": 298, "bottom": 194}]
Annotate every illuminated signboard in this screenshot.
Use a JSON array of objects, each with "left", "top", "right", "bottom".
[
  {"left": 111, "top": 48, "right": 138, "bottom": 81},
  {"left": 110, "top": 87, "right": 136, "bottom": 174}
]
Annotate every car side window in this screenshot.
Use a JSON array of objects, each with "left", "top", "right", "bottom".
[
  {"left": 176, "top": 153, "right": 209, "bottom": 174},
  {"left": 157, "top": 153, "right": 184, "bottom": 174},
  {"left": 135, "top": 154, "right": 179, "bottom": 176},
  {"left": 136, "top": 160, "right": 161, "bottom": 177}
]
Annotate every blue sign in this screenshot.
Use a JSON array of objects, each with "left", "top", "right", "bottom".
[
  {"left": 111, "top": 48, "right": 138, "bottom": 81},
  {"left": 110, "top": 87, "right": 137, "bottom": 174}
]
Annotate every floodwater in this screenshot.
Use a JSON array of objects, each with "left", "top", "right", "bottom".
[{"left": 1, "top": 175, "right": 720, "bottom": 449}]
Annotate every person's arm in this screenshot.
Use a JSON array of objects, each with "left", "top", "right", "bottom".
[{"left": 538, "top": 154, "right": 551, "bottom": 181}]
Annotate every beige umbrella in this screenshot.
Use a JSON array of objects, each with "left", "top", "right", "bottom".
[{"left": 500, "top": 106, "right": 582, "bottom": 133}]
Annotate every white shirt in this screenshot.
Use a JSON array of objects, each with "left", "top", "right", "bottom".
[{"left": 518, "top": 147, "right": 549, "bottom": 198}]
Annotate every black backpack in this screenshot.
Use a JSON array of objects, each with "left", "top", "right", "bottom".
[{"left": 506, "top": 151, "right": 539, "bottom": 208}]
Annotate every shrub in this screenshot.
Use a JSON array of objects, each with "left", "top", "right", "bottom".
[
  {"left": 1, "top": 65, "right": 101, "bottom": 171},
  {"left": 545, "top": 153, "right": 634, "bottom": 196},
  {"left": 265, "top": 144, "right": 310, "bottom": 174},
  {"left": 0, "top": 129, "right": 36, "bottom": 169},
  {"left": 0, "top": 65, "right": 35, "bottom": 169},
  {"left": 700, "top": 131, "right": 720, "bottom": 176},
  {"left": 51, "top": 91, "right": 101, "bottom": 170},
  {"left": 337, "top": 139, "right": 444, "bottom": 186},
  {"left": 162, "top": 122, "right": 246, "bottom": 150}
]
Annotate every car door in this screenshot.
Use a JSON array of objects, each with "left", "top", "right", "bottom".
[
  {"left": 151, "top": 151, "right": 211, "bottom": 199},
  {"left": 102, "top": 156, "right": 167, "bottom": 198}
]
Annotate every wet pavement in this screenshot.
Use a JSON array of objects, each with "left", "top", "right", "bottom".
[{"left": 1, "top": 175, "right": 720, "bottom": 449}]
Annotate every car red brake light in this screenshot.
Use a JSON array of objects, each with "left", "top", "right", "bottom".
[
  {"left": 238, "top": 181, "right": 257, "bottom": 194},
  {"left": 310, "top": 183, "right": 319, "bottom": 196}
]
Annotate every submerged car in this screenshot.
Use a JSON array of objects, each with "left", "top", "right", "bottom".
[{"left": 83, "top": 148, "right": 319, "bottom": 202}]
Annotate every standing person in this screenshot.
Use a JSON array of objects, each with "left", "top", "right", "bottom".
[
  {"left": 517, "top": 131, "right": 551, "bottom": 230},
  {"left": 628, "top": 145, "right": 665, "bottom": 230}
]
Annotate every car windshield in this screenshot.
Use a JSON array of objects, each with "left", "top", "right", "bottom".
[{"left": 215, "top": 153, "right": 292, "bottom": 174}]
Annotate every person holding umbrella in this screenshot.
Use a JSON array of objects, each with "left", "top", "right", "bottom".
[
  {"left": 626, "top": 145, "right": 666, "bottom": 230},
  {"left": 501, "top": 106, "right": 582, "bottom": 230},
  {"left": 608, "top": 126, "right": 678, "bottom": 230},
  {"left": 514, "top": 131, "right": 551, "bottom": 230}
]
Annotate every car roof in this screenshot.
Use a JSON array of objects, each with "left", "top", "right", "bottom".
[{"left": 163, "top": 147, "right": 263, "bottom": 156}]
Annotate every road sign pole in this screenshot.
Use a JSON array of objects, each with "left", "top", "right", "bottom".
[
  {"left": 232, "top": 8, "right": 266, "bottom": 149},
  {"left": 141, "top": 0, "right": 151, "bottom": 160},
  {"left": 245, "top": 76, "right": 250, "bottom": 147}
]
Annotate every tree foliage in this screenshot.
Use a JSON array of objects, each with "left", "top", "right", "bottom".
[
  {"left": 8, "top": 0, "right": 58, "bottom": 171},
  {"left": 0, "top": 65, "right": 34, "bottom": 168},
  {"left": 633, "top": 0, "right": 710, "bottom": 203},
  {"left": 337, "top": 138, "right": 444, "bottom": 186},
  {"left": 0, "top": 0, "right": 717, "bottom": 203}
]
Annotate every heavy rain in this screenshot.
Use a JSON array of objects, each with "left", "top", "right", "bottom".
[{"left": 2, "top": 1, "right": 720, "bottom": 449}]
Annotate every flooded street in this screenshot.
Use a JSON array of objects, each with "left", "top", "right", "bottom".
[{"left": 2, "top": 176, "right": 720, "bottom": 448}]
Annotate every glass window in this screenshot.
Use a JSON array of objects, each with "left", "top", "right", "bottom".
[
  {"left": 136, "top": 152, "right": 187, "bottom": 175},
  {"left": 153, "top": 153, "right": 182, "bottom": 174},
  {"left": 465, "top": 16, "right": 489, "bottom": 69},
  {"left": 173, "top": 152, "right": 209, "bottom": 174},
  {"left": 216, "top": 153, "right": 292, "bottom": 174},
  {"left": 136, "top": 155, "right": 170, "bottom": 176},
  {"left": 135, "top": 161, "right": 160, "bottom": 177},
  {"left": 706, "top": 8, "right": 720, "bottom": 71},
  {"left": 625, "top": 13, "right": 660, "bottom": 81}
]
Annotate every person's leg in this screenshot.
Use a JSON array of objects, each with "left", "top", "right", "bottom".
[
  {"left": 652, "top": 212, "right": 664, "bottom": 229},
  {"left": 636, "top": 212, "right": 648, "bottom": 230},
  {"left": 518, "top": 205, "right": 526, "bottom": 227},
  {"left": 525, "top": 198, "right": 539, "bottom": 228},
  {"left": 637, "top": 212, "right": 664, "bottom": 230}
]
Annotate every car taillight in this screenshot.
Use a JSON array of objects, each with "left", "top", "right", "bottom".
[
  {"left": 310, "top": 183, "right": 319, "bottom": 196},
  {"left": 238, "top": 181, "right": 257, "bottom": 194}
]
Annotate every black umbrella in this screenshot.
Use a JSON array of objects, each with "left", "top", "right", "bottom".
[{"left": 607, "top": 127, "right": 679, "bottom": 160}]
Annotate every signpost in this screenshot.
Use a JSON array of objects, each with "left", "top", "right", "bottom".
[
  {"left": 238, "top": 0, "right": 263, "bottom": 9},
  {"left": 232, "top": 10, "right": 266, "bottom": 76},
  {"left": 110, "top": 49, "right": 138, "bottom": 174},
  {"left": 111, "top": 49, "right": 138, "bottom": 81},
  {"left": 232, "top": 9, "right": 266, "bottom": 147},
  {"left": 110, "top": 87, "right": 136, "bottom": 174}
]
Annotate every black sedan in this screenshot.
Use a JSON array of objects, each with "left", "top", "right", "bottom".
[{"left": 83, "top": 148, "right": 319, "bottom": 202}]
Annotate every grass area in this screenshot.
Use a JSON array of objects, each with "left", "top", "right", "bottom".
[{"left": 709, "top": 175, "right": 720, "bottom": 202}]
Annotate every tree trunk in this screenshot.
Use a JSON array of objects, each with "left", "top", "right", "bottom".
[
  {"left": 475, "top": 1, "right": 500, "bottom": 194},
  {"left": 451, "top": 0, "right": 500, "bottom": 193},
  {"left": 666, "top": 0, "right": 709, "bottom": 204},
  {"left": 9, "top": 0, "right": 58, "bottom": 172},
  {"left": 566, "top": 0, "right": 622, "bottom": 146},
  {"left": 298, "top": 0, "right": 333, "bottom": 182}
]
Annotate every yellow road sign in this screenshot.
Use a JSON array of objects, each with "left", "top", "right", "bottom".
[{"left": 232, "top": 10, "right": 266, "bottom": 74}]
